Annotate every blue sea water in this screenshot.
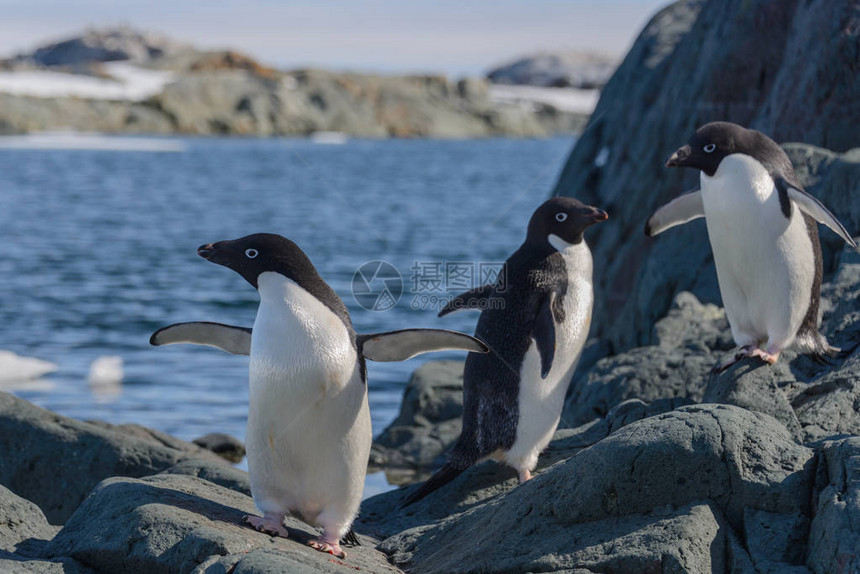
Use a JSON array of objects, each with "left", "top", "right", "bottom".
[{"left": 0, "top": 135, "right": 573, "bottom": 496}]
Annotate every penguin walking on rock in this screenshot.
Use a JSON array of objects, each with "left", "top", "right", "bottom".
[
  {"left": 400, "top": 197, "right": 607, "bottom": 506},
  {"left": 647, "top": 121, "right": 857, "bottom": 371},
  {"left": 150, "top": 233, "right": 488, "bottom": 558}
]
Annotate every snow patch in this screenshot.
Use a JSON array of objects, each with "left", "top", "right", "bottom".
[
  {"left": 488, "top": 85, "right": 599, "bottom": 115},
  {"left": 0, "top": 62, "right": 174, "bottom": 101}
]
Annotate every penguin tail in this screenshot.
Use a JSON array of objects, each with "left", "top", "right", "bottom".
[
  {"left": 399, "top": 462, "right": 467, "bottom": 508},
  {"left": 341, "top": 528, "right": 360, "bottom": 547},
  {"left": 796, "top": 330, "right": 842, "bottom": 364}
]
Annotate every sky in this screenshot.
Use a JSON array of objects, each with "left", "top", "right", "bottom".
[{"left": 0, "top": 0, "right": 669, "bottom": 77}]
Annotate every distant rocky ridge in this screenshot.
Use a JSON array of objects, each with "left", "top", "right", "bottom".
[
  {"left": 486, "top": 51, "right": 618, "bottom": 89},
  {"left": 0, "top": 27, "right": 590, "bottom": 138}
]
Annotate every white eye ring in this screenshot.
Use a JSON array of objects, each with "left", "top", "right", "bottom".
[
  {"left": 704, "top": 143, "right": 716, "bottom": 153},
  {"left": 555, "top": 212, "right": 568, "bottom": 222},
  {"left": 245, "top": 249, "right": 259, "bottom": 259}
]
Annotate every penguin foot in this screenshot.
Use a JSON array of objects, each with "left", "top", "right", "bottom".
[
  {"left": 243, "top": 514, "right": 288, "bottom": 538},
  {"left": 517, "top": 468, "right": 533, "bottom": 483},
  {"left": 711, "top": 345, "right": 761, "bottom": 374},
  {"left": 748, "top": 348, "right": 779, "bottom": 365},
  {"left": 308, "top": 538, "right": 346, "bottom": 559}
]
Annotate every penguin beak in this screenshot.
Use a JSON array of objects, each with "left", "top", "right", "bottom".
[
  {"left": 197, "top": 243, "right": 216, "bottom": 260},
  {"left": 666, "top": 145, "right": 691, "bottom": 168},
  {"left": 589, "top": 208, "right": 609, "bottom": 222}
]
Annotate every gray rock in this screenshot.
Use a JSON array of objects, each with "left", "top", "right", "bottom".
[
  {"left": 0, "top": 485, "right": 58, "bottom": 555},
  {"left": 45, "top": 474, "right": 395, "bottom": 574},
  {"left": 562, "top": 291, "right": 731, "bottom": 427},
  {"left": 369, "top": 360, "right": 465, "bottom": 475},
  {"left": 192, "top": 548, "right": 402, "bottom": 574},
  {"left": 806, "top": 437, "right": 860, "bottom": 574},
  {"left": 0, "top": 391, "right": 226, "bottom": 524},
  {"left": 159, "top": 459, "right": 251, "bottom": 496},
  {"left": 553, "top": 0, "right": 860, "bottom": 353},
  {"left": 487, "top": 51, "right": 618, "bottom": 89},
  {"left": 384, "top": 503, "right": 729, "bottom": 573},
  {"left": 377, "top": 405, "right": 814, "bottom": 573},
  {"left": 362, "top": 393, "right": 689, "bottom": 540},
  {"left": 192, "top": 433, "right": 245, "bottom": 463},
  {"left": 703, "top": 359, "right": 804, "bottom": 439},
  {"left": 0, "top": 556, "right": 93, "bottom": 574},
  {"left": 744, "top": 509, "right": 810, "bottom": 573}
]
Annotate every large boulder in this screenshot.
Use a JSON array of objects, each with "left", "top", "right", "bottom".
[
  {"left": 369, "top": 360, "right": 465, "bottom": 478},
  {"left": 807, "top": 437, "right": 860, "bottom": 574},
  {"left": 0, "top": 485, "right": 58, "bottom": 555},
  {"left": 44, "top": 474, "right": 396, "bottom": 574},
  {"left": 376, "top": 405, "right": 815, "bottom": 573},
  {"left": 553, "top": 0, "right": 860, "bottom": 353},
  {"left": 0, "top": 392, "right": 226, "bottom": 524}
]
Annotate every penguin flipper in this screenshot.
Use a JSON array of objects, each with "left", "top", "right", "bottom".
[
  {"left": 150, "top": 322, "right": 252, "bottom": 355},
  {"left": 644, "top": 189, "right": 704, "bottom": 237},
  {"left": 783, "top": 183, "right": 857, "bottom": 248},
  {"left": 533, "top": 292, "right": 557, "bottom": 379},
  {"left": 358, "top": 329, "right": 489, "bottom": 362},
  {"left": 438, "top": 284, "right": 495, "bottom": 317}
]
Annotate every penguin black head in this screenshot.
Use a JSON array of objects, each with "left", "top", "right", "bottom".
[
  {"left": 666, "top": 121, "right": 780, "bottom": 177},
  {"left": 527, "top": 197, "right": 608, "bottom": 249},
  {"left": 198, "top": 233, "right": 319, "bottom": 289}
]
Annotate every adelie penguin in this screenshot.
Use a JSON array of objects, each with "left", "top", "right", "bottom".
[
  {"left": 400, "top": 197, "right": 607, "bottom": 507},
  {"left": 646, "top": 121, "right": 857, "bottom": 371},
  {"left": 150, "top": 233, "right": 489, "bottom": 558}
]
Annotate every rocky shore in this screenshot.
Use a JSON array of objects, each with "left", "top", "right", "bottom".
[{"left": 1, "top": 244, "right": 857, "bottom": 572}]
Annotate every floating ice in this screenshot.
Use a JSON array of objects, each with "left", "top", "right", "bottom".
[
  {"left": 0, "top": 131, "right": 185, "bottom": 152},
  {"left": 88, "top": 355, "right": 124, "bottom": 385},
  {"left": 310, "top": 131, "right": 349, "bottom": 145},
  {"left": 0, "top": 350, "right": 58, "bottom": 383}
]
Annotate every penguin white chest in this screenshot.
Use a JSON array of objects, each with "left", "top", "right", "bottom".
[
  {"left": 245, "top": 272, "right": 370, "bottom": 528},
  {"left": 251, "top": 273, "right": 356, "bottom": 395},
  {"left": 506, "top": 238, "right": 593, "bottom": 472},
  {"left": 700, "top": 154, "right": 815, "bottom": 348}
]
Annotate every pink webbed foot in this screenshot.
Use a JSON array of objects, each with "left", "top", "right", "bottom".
[
  {"left": 712, "top": 345, "right": 759, "bottom": 374},
  {"left": 308, "top": 537, "right": 346, "bottom": 559},
  {"left": 517, "top": 468, "right": 533, "bottom": 484},
  {"left": 748, "top": 347, "right": 779, "bottom": 365},
  {"left": 243, "top": 514, "right": 289, "bottom": 538}
]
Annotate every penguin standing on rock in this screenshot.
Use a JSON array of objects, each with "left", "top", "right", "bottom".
[
  {"left": 401, "top": 197, "right": 607, "bottom": 506},
  {"left": 150, "top": 233, "right": 488, "bottom": 558},
  {"left": 647, "top": 121, "right": 857, "bottom": 371}
]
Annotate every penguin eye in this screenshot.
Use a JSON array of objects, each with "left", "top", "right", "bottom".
[
  {"left": 555, "top": 212, "right": 568, "bottom": 222},
  {"left": 703, "top": 143, "right": 716, "bottom": 153},
  {"left": 245, "top": 249, "right": 259, "bottom": 259}
]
